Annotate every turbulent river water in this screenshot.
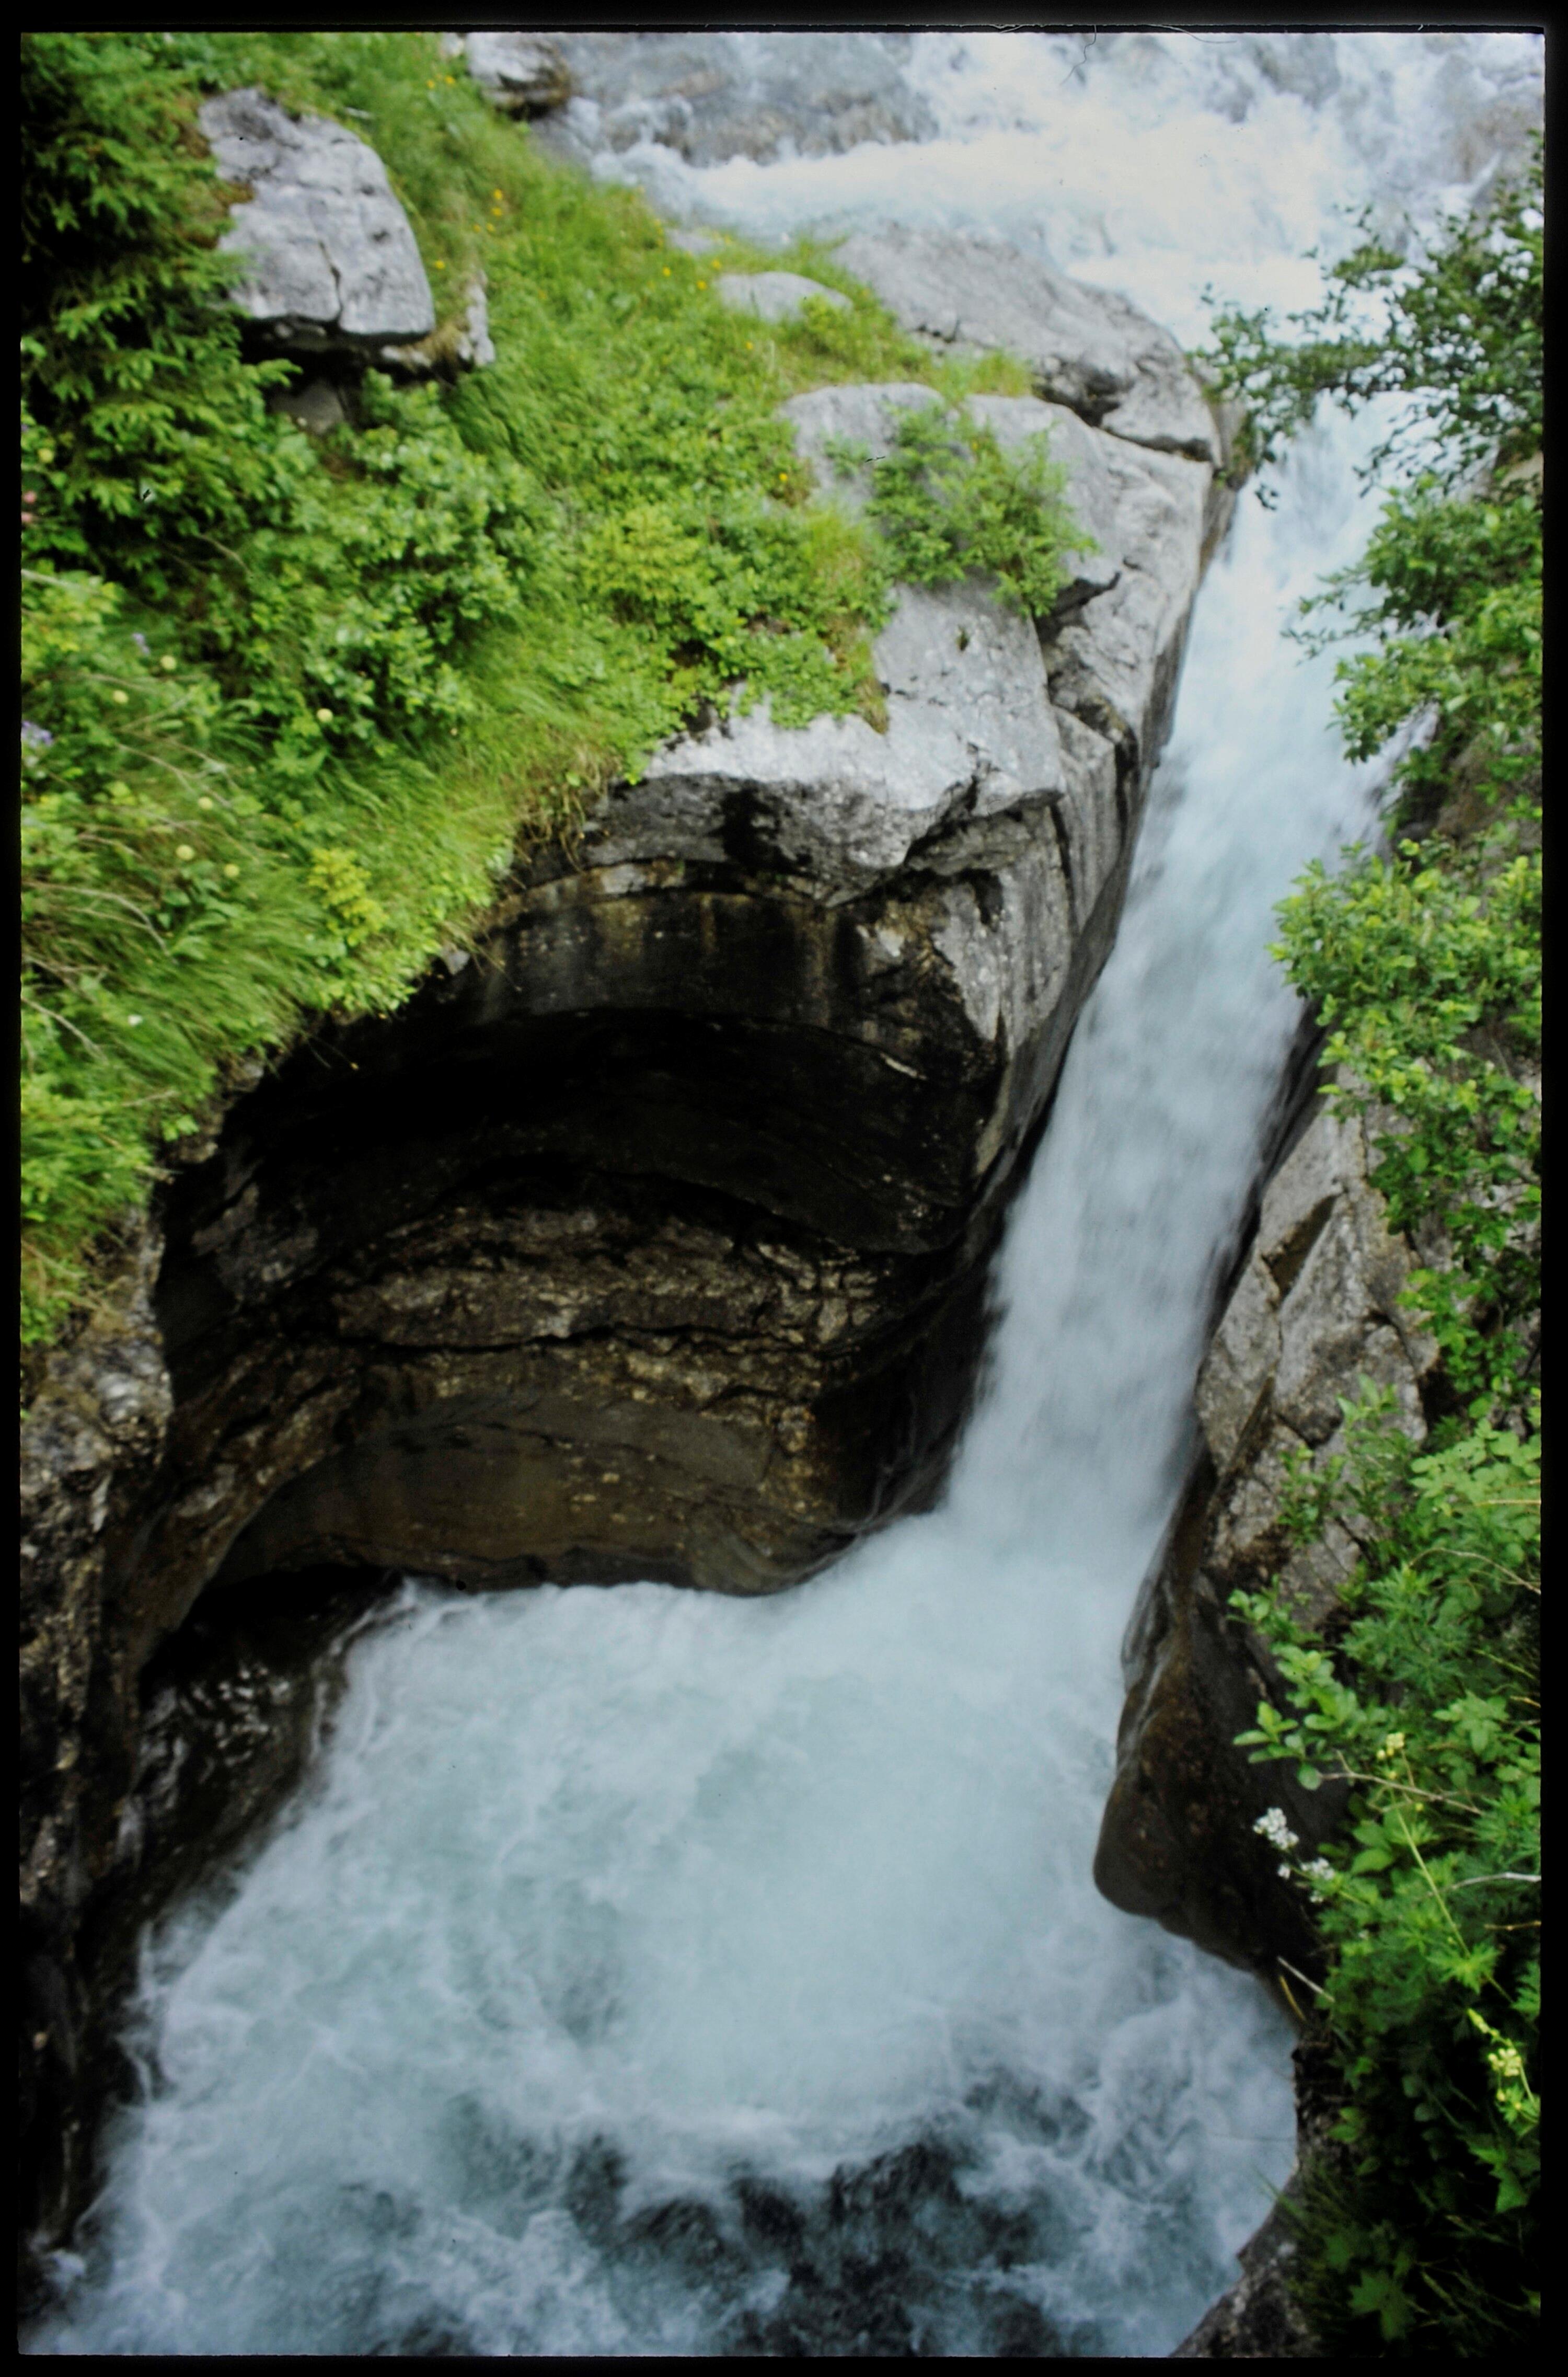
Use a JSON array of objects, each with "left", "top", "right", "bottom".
[{"left": 28, "top": 29, "right": 1542, "bottom": 2360}]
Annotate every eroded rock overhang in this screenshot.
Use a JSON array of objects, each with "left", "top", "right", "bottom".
[{"left": 135, "top": 334, "right": 1225, "bottom": 1647}]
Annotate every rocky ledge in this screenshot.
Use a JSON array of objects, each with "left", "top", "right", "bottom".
[
  {"left": 1096, "top": 1054, "right": 1442, "bottom": 1978},
  {"left": 1100, "top": 1040, "right": 1449, "bottom": 2357},
  {"left": 20, "top": 224, "right": 1233, "bottom": 2275}
]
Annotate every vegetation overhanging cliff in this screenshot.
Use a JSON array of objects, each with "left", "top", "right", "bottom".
[{"left": 1147, "top": 146, "right": 1540, "bottom": 2356}]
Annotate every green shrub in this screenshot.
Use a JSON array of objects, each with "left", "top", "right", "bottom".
[
  {"left": 1235, "top": 1393, "right": 1539, "bottom": 2351},
  {"left": 1200, "top": 135, "right": 1541, "bottom": 491},
  {"left": 827, "top": 399, "right": 1090, "bottom": 616},
  {"left": 1208, "top": 131, "right": 1540, "bottom": 2356},
  {"left": 1274, "top": 835, "right": 1539, "bottom": 1409}
]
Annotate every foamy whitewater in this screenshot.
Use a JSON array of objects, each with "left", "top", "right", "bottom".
[{"left": 28, "top": 30, "right": 1542, "bottom": 2358}]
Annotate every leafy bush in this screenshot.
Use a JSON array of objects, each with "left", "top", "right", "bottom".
[
  {"left": 20, "top": 29, "right": 1079, "bottom": 1359},
  {"left": 1200, "top": 135, "right": 1541, "bottom": 491},
  {"left": 1203, "top": 132, "right": 1540, "bottom": 2355},
  {"left": 1274, "top": 836, "right": 1539, "bottom": 1408},
  {"left": 1235, "top": 1394, "right": 1539, "bottom": 2351},
  {"left": 1295, "top": 479, "right": 1540, "bottom": 826},
  {"left": 828, "top": 399, "right": 1088, "bottom": 615}
]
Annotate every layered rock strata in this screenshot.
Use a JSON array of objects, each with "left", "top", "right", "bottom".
[{"left": 20, "top": 229, "right": 1231, "bottom": 2273}]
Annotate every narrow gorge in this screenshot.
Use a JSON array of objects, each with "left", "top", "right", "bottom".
[{"left": 21, "top": 28, "right": 1541, "bottom": 2359}]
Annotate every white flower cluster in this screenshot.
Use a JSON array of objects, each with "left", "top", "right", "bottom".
[
  {"left": 1301, "top": 1857, "right": 1336, "bottom": 1902},
  {"left": 1254, "top": 1808, "right": 1338, "bottom": 1898},
  {"left": 1254, "top": 1806, "right": 1299, "bottom": 1854}
]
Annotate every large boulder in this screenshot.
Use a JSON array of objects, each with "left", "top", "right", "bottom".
[
  {"left": 834, "top": 226, "right": 1222, "bottom": 465},
  {"left": 199, "top": 87, "right": 434, "bottom": 354},
  {"left": 115, "top": 371, "right": 1214, "bottom": 1640}
]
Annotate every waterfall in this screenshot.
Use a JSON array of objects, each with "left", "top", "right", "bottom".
[{"left": 26, "top": 29, "right": 1541, "bottom": 2359}]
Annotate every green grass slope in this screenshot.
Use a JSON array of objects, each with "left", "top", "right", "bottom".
[{"left": 21, "top": 29, "right": 1070, "bottom": 1361}]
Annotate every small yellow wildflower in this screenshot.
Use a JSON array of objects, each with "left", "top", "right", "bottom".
[
  {"left": 316, "top": 707, "right": 335, "bottom": 723},
  {"left": 159, "top": 654, "right": 177, "bottom": 671},
  {"left": 197, "top": 796, "right": 214, "bottom": 811},
  {"left": 112, "top": 690, "right": 130, "bottom": 705},
  {"left": 176, "top": 843, "right": 195, "bottom": 861},
  {"left": 223, "top": 863, "right": 240, "bottom": 879}
]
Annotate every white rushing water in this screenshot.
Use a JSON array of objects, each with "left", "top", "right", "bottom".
[{"left": 29, "top": 29, "right": 1541, "bottom": 2359}]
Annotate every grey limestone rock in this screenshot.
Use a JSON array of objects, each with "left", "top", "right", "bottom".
[
  {"left": 1096, "top": 1076, "right": 1445, "bottom": 1990},
  {"left": 1274, "top": 1210, "right": 1408, "bottom": 1445},
  {"left": 1045, "top": 439, "right": 1212, "bottom": 763},
  {"left": 834, "top": 226, "right": 1220, "bottom": 465},
  {"left": 267, "top": 375, "right": 348, "bottom": 435},
  {"left": 1194, "top": 1253, "right": 1281, "bottom": 1477},
  {"left": 1173, "top": 2184, "right": 1319, "bottom": 2357},
  {"left": 714, "top": 270, "right": 851, "bottom": 324},
  {"left": 463, "top": 32, "right": 571, "bottom": 118},
  {"left": 583, "top": 574, "right": 1070, "bottom": 904},
  {"left": 457, "top": 272, "right": 497, "bottom": 370},
  {"left": 199, "top": 88, "right": 435, "bottom": 352}
]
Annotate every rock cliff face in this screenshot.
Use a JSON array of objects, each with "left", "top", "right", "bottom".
[
  {"left": 19, "top": 214, "right": 1231, "bottom": 2273},
  {"left": 1094, "top": 1061, "right": 1440, "bottom": 1981},
  {"left": 1094, "top": 1058, "right": 1447, "bottom": 2356}
]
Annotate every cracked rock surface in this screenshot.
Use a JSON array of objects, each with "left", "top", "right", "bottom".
[
  {"left": 199, "top": 87, "right": 434, "bottom": 353},
  {"left": 1094, "top": 1058, "right": 1442, "bottom": 1979},
  {"left": 835, "top": 226, "right": 1224, "bottom": 465}
]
